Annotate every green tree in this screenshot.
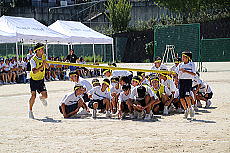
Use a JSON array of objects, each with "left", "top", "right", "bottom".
[
  {"left": 155, "top": 0, "right": 230, "bottom": 22},
  {"left": 105, "top": 0, "right": 132, "bottom": 33}
]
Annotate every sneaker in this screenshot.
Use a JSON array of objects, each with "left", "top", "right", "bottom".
[
  {"left": 29, "top": 111, "right": 34, "bottom": 119},
  {"left": 168, "top": 104, "right": 176, "bottom": 113},
  {"left": 144, "top": 114, "right": 151, "bottom": 120},
  {"left": 177, "top": 108, "right": 184, "bottom": 113},
  {"left": 129, "top": 113, "right": 135, "bottom": 119},
  {"left": 93, "top": 109, "right": 97, "bottom": 118},
  {"left": 149, "top": 110, "right": 153, "bottom": 118},
  {"left": 163, "top": 106, "right": 169, "bottom": 115},
  {"left": 9, "top": 82, "right": 13, "bottom": 84},
  {"left": 121, "top": 113, "right": 127, "bottom": 119},
  {"left": 78, "top": 109, "right": 91, "bottom": 117},
  {"left": 197, "top": 100, "right": 202, "bottom": 108},
  {"left": 13, "top": 81, "right": 17, "bottom": 84},
  {"left": 55, "top": 78, "right": 59, "bottom": 81},
  {"left": 106, "top": 111, "right": 112, "bottom": 118},
  {"left": 194, "top": 104, "right": 199, "bottom": 111},
  {"left": 39, "top": 96, "right": 47, "bottom": 107},
  {"left": 184, "top": 109, "right": 189, "bottom": 119},
  {"left": 205, "top": 100, "right": 212, "bottom": 108},
  {"left": 133, "top": 110, "right": 138, "bottom": 119},
  {"left": 137, "top": 111, "right": 143, "bottom": 120},
  {"left": 190, "top": 106, "right": 195, "bottom": 118}
]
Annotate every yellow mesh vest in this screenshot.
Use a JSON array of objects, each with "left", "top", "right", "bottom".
[
  {"left": 152, "top": 84, "right": 165, "bottom": 98},
  {"left": 30, "top": 55, "right": 46, "bottom": 80}
]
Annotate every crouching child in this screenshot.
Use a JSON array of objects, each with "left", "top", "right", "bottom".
[
  {"left": 59, "top": 84, "right": 90, "bottom": 118},
  {"left": 88, "top": 79, "right": 112, "bottom": 119},
  {"left": 118, "top": 84, "right": 131, "bottom": 119}
]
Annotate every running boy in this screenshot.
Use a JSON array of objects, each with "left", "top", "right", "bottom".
[{"left": 28, "top": 43, "right": 49, "bottom": 119}]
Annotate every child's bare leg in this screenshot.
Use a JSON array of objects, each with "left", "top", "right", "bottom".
[
  {"left": 185, "top": 96, "right": 192, "bottom": 108},
  {"left": 180, "top": 98, "right": 187, "bottom": 110}
]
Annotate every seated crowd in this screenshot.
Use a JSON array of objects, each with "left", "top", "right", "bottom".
[{"left": 0, "top": 49, "right": 100, "bottom": 85}]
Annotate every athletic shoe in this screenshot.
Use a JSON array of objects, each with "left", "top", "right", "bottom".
[
  {"left": 149, "top": 110, "right": 153, "bottom": 118},
  {"left": 197, "top": 100, "right": 202, "bottom": 108},
  {"left": 39, "top": 96, "right": 47, "bottom": 107},
  {"left": 13, "top": 81, "right": 17, "bottom": 84},
  {"left": 93, "top": 109, "right": 97, "bottom": 118},
  {"left": 205, "top": 100, "right": 212, "bottom": 108},
  {"left": 55, "top": 78, "right": 59, "bottom": 81},
  {"left": 184, "top": 109, "right": 189, "bottom": 119},
  {"left": 129, "top": 113, "right": 135, "bottom": 119},
  {"left": 177, "top": 108, "right": 184, "bottom": 113},
  {"left": 168, "top": 104, "right": 176, "bottom": 113},
  {"left": 106, "top": 111, "right": 112, "bottom": 118},
  {"left": 121, "top": 113, "right": 127, "bottom": 119},
  {"left": 9, "top": 82, "right": 13, "bottom": 84},
  {"left": 144, "top": 114, "right": 151, "bottom": 120},
  {"left": 133, "top": 110, "right": 138, "bottom": 119},
  {"left": 194, "top": 104, "right": 199, "bottom": 111},
  {"left": 137, "top": 111, "right": 143, "bottom": 120},
  {"left": 163, "top": 106, "right": 169, "bottom": 115},
  {"left": 29, "top": 111, "right": 34, "bottom": 119},
  {"left": 78, "top": 109, "right": 91, "bottom": 117},
  {"left": 190, "top": 106, "right": 195, "bottom": 118}
]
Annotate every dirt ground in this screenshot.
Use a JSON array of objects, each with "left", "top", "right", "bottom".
[{"left": 0, "top": 62, "right": 229, "bottom": 153}]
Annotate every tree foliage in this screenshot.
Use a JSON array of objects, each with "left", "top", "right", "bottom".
[{"left": 105, "top": 0, "right": 132, "bottom": 33}]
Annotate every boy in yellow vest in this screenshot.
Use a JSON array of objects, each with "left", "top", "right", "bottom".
[
  {"left": 28, "top": 43, "right": 49, "bottom": 119},
  {"left": 150, "top": 76, "right": 173, "bottom": 115}
]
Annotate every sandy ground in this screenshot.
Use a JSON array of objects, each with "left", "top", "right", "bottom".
[{"left": 0, "top": 62, "right": 230, "bottom": 153}]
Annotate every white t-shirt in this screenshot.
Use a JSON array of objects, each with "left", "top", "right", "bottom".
[
  {"left": 88, "top": 86, "right": 111, "bottom": 100},
  {"left": 141, "top": 78, "right": 150, "bottom": 86},
  {"left": 176, "top": 62, "right": 195, "bottom": 79},
  {"left": 130, "top": 85, "right": 158, "bottom": 100},
  {"left": 59, "top": 92, "right": 83, "bottom": 106},
  {"left": 74, "top": 77, "right": 92, "bottom": 92},
  {"left": 27, "top": 53, "right": 34, "bottom": 60},
  {"left": 112, "top": 70, "right": 132, "bottom": 77},
  {"left": 199, "top": 82, "right": 212, "bottom": 94},
  {"left": 170, "top": 64, "right": 177, "bottom": 72},
  {"left": 118, "top": 91, "right": 130, "bottom": 103},
  {"left": 2, "top": 63, "right": 10, "bottom": 71},
  {"left": 161, "top": 79, "right": 177, "bottom": 93},
  {"left": 192, "top": 75, "right": 203, "bottom": 87},
  {"left": 18, "top": 61, "right": 26, "bottom": 69},
  {"left": 151, "top": 64, "right": 168, "bottom": 71},
  {"left": 9, "top": 62, "right": 17, "bottom": 69},
  {"left": 110, "top": 86, "right": 122, "bottom": 94},
  {"left": 174, "top": 89, "right": 194, "bottom": 99}
]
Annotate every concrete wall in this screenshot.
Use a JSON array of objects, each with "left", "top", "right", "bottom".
[{"left": 3, "top": 1, "right": 172, "bottom": 27}]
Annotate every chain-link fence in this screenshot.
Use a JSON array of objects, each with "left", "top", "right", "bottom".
[
  {"left": 201, "top": 38, "right": 230, "bottom": 62},
  {"left": 154, "top": 23, "right": 200, "bottom": 61}
]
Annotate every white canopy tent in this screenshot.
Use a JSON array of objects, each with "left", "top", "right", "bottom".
[
  {"left": 0, "top": 16, "right": 68, "bottom": 44},
  {"left": 0, "top": 16, "right": 69, "bottom": 59},
  {"left": 49, "top": 20, "right": 114, "bottom": 62},
  {"left": 0, "top": 30, "right": 16, "bottom": 43}
]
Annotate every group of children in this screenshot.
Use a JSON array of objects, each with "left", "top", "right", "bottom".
[{"left": 59, "top": 50, "right": 213, "bottom": 120}]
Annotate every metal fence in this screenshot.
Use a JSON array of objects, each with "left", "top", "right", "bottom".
[
  {"left": 201, "top": 38, "right": 230, "bottom": 62},
  {"left": 154, "top": 23, "right": 200, "bottom": 61}
]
